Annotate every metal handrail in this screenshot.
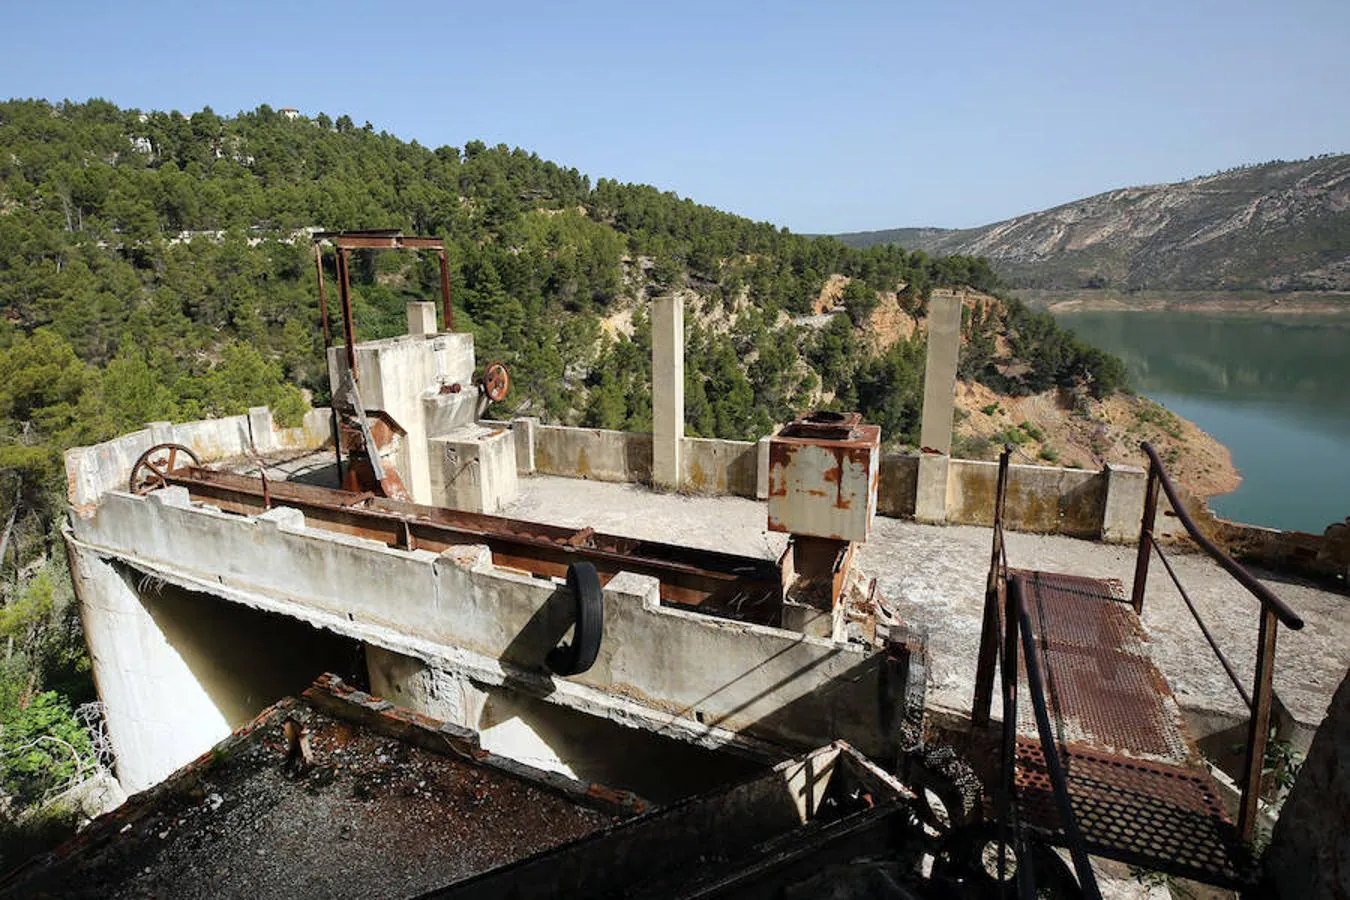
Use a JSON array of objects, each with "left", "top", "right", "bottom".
[
  {"left": 972, "top": 444, "right": 1015, "bottom": 727},
  {"left": 1133, "top": 440, "right": 1302, "bottom": 845},
  {"left": 1009, "top": 577, "right": 1101, "bottom": 900},
  {"left": 1137, "top": 442, "right": 1303, "bottom": 630}
]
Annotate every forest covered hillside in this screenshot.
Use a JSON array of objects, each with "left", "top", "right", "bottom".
[
  {"left": 837, "top": 154, "right": 1350, "bottom": 292},
  {"left": 0, "top": 98, "right": 1137, "bottom": 847}
]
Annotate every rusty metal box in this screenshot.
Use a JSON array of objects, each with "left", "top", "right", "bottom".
[{"left": 767, "top": 412, "right": 880, "bottom": 542}]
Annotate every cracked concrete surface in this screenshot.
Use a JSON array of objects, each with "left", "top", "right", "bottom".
[{"left": 504, "top": 475, "right": 1350, "bottom": 736}]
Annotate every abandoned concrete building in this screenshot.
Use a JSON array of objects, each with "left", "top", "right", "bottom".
[{"left": 18, "top": 233, "right": 1349, "bottom": 897}]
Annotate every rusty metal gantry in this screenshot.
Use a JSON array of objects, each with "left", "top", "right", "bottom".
[{"left": 312, "top": 230, "right": 455, "bottom": 383}]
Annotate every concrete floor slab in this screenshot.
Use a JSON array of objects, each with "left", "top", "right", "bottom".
[{"left": 503, "top": 476, "right": 1350, "bottom": 735}]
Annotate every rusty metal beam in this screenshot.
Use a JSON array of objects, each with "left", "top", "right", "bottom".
[
  {"left": 330, "top": 235, "right": 446, "bottom": 250},
  {"left": 336, "top": 247, "right": 358, "bottom": 381},
  {"left": 160, "top": 467, "right": 784, "bottom": 622},
  {"left": 437, "top": 248, "right": 454, "bottom": 332}
]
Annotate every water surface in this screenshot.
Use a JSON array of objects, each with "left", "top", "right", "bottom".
[{"left": 1053, "top": 309, "right": 1350, "bottom": 533}]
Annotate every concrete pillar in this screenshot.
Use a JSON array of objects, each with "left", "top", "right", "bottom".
[
  {"left": 1101, "top": 463, "right": 1147, "bottom": 543},
  {"left": 407, "top": 301, "right": 438, "bottom": 336},
  {"left": 247, "top": 406, "right": 276, "bottom": 453},
  {"left": 512, "top": 416, "right": 538, "bottom": 475},
  {"left": 915, "top": 293, "right": 963, "bottom": 523},
  {"left": 755, "top": 425, "right": 782, "bottom": 501},
  {"left": 651, "top": 295, "right": 684, "bottom": 491},
  {"left": 914, "top": 455, "right": 950, "bottom": 525},
  {"left": 66, "top": 495, "right": 233, "bottom": 792}
]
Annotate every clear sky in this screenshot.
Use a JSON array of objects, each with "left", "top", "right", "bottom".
[{"left": 4, "top": 0, "right": 1348, "bottom": 233}]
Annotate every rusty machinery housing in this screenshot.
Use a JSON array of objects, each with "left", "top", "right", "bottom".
[{"left": 769, "top": 411, "right": 881, "bottom": 613}]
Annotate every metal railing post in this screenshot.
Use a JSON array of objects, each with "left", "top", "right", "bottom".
[
  {"left": 973, "top": 446, "right": 1013, "bottom": 726},
  {"left": 1237, "top": 606, "right": 1279, "bottom": 844},
  {"left": 1131, "top": 459, "right": 1160, "bottom": 614}
]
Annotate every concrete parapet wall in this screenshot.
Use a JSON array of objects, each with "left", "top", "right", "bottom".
[
  {"left": 65, "top": 406, "right": 333, "bottom": 513},
  {"left": 945, "top": 458, "right": 1106, "bottom": 538},
  {"left": 878, "top": 454, "right": 919, "bottom": 518},
  {"left": 682, "top": 437, "right": 758, "bottom": 497},
  {"left": 534, "top": 426, "right": 653, "bottom": 484}
]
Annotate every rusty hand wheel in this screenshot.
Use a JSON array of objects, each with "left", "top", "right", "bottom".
[
  {"left": 481, "top": 361, "right": 510, "bottom": 403},
  {"left": 128, "top": 443, "right": 201, "bottom": 494}
]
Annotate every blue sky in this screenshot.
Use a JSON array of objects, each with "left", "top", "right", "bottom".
[{"left": 4, "top": 0, "right": 1347, "bottom": 232}]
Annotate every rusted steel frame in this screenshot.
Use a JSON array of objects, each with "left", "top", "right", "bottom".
[
  {"left": 437, "top": 247, "right": 454, "bottom": 332},
  {"left": 313, "top": 244, "right": 343, "bottom": 481},
  {"left": 313, "top": 243, "right": 331, "bottom": 347},
  {"left": 1130, "top": 457, "right": 1161, "bottom": 615},
  {"left": 1237, "top": 606, "right": 1279, "bottom": 845},
  {"left": 332, "top": 234, "right": 444, "bottom": 250},
  {"left": 1150, "top": 540, "right": 1251, "bottom": 707},
  {"left": 336, "top": 247, "right": 358, "bottom": 381},
  {"left": 997, "top": 557, "right": 1021, "bottom": 882},
  {"left": 973, "top": 444, "right": 1014, "bottom": 726},
  {"left": 1139, "top": 442, "right": 1303, "bottom": 630},
  {"left": 160, "top": 467, "right": 781, "bottom": 612},
  {"left": 1010, "top": 574, "right": 1104, "bottom": 900}
]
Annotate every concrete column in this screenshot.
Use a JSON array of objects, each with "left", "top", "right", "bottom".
[
  {"left": 651, "top": 295, "right": 685, "bottom": 490},
  {"left": 407, "top": 301, "right": 438, "bottom": 336},
  {"left": 915, "top": 293, "right": 963, "bottom": 523},
  {"left": 247, "top": 406, "right": 277, "bottom": 453},
  {"left": 66, "top": 496, "right": 232, "bottom": 792},
  {"left": 512, "top": 416, "right": 538, "bottom": 475},
  {"left": 1100, "top": 463, "right": 1147, "bottom": 543}
]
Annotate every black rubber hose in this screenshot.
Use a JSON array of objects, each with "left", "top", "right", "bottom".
[{"left": 547, "top": 561, "right": 604, "bottom": 676}]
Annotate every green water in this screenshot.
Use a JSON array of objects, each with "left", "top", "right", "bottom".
[{"left": 1053, "top": 309, "right": 1350, "bottom": 533}]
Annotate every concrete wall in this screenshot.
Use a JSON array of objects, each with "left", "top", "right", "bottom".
[
  {"left": 67, "top": 488, "right": 911, "bottom": 786},
  {"left": 68, "top": 523, "right": 361, "bottom": 792},
  {"left": 65, "top": 406, "right": 333, "bottom": 512},
  {"left": 682, "top": 437, "right": 758, "bottom": 497},
  {"left": 944, "top": 458, "right": 1106, "bottom": 538},
  {"left": 534, "top": 426, "right": 653, "bottom": 484},
  {"left": 518, "top": 424, "right": 1210, "bottom": 548}
]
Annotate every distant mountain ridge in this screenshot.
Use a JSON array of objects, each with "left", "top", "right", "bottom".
[{"left": 836, "top": 155, "right": 1350, "bottom": 292}]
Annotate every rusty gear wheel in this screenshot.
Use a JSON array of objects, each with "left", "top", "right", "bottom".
[
  {"left": 128, "top": 443, "right": 201, "bottom": 494},
  {"left": 481, "top": 361, "right": 510, "bottom": 403}
]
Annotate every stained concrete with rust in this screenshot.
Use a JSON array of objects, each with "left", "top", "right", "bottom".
[{"left": 503, "top": 475, "right": 1350, "bottom": 744}]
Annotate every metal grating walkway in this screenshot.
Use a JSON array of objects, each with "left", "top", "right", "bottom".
[{"left": 1010, "top": 570, "right": 1252, "bottom": 887}]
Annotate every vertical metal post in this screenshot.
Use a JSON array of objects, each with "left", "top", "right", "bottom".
[
  {"left": 1237, "top": 606, "right": 1279, "bottom": 844},
  {"left": 1131, "top": 461, "right": 1160, "bottom": 614},
  {"left": 313, "top": 244, "right": 331, "bottom": 347},
  {"left": 998, "top": 573, "right": 1021, "bottom": 883},
  {"left": 973, "top": 446, "right": 1013, "bottom": 726},
  {"left": 438, "top": 247, "right": 454, "bottom": 332},
  {"left": 337, "top": 247, "right": 358, "bottom": 382}
]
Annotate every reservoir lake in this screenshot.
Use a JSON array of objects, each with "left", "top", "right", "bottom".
[{"left": 1052, "top": 309, "right": 1350, "bottom": 534}]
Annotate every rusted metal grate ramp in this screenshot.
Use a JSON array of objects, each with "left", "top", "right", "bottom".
[{"left": 1010, "top": 570, "right": 1252, "bottom": 887}]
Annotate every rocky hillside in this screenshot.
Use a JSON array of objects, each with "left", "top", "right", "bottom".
[{"left": 837, "top": 154, "right": 1350, "bottom": 292}]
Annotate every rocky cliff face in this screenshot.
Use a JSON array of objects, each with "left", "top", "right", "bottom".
[{"left": 839, "top": 155, "right": 1350, "bottom": 292}]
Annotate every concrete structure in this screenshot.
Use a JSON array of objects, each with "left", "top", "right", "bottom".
[
  {"left": 325, "top": 317, "right": 517, "bottom": 513},
  {"left": 915, "top": 292, "right": 963, "bottom": 524},
  {"left": 63, "top": 314, "right": 920, "bottom": 796},
  {"left": 650, "top": 294, "right": 684, "bottom": 490}
]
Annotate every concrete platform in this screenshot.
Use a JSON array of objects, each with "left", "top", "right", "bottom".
[{"left": 503, "top": 475, "right": 1350, "bottom": 740}]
